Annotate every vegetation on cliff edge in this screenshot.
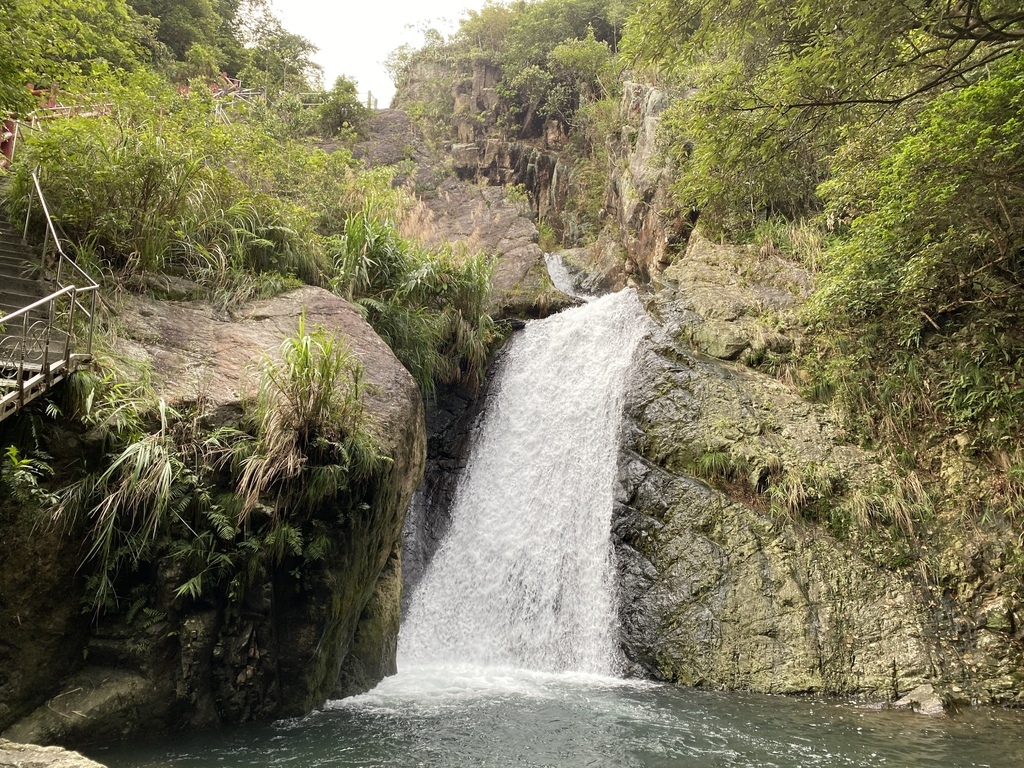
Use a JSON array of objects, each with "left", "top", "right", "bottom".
[{"left": 1, "top": 0, "right": 493, "bottom": 620}]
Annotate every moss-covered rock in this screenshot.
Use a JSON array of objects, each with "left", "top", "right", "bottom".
[{"left": 615, "top": 297, "right": 1024, "bottom": 706}]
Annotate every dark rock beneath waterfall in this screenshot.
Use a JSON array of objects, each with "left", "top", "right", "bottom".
[
  {"left": 401, "top": 354, "right": 508, "bottom": 613},
  {"left": 336, "top": 546, "right": 404, "bottom": 698}
]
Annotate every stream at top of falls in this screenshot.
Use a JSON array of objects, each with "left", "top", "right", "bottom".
[{"left": 95, "top": 290, "right": 1024, "bottom": 768}]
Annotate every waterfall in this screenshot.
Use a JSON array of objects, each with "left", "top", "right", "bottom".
[
  {"left": 543, "top": 252, "right": 590, "bottom": 300},
  {"left": 399, "top": 290, "right": 651, "bottom": 675}
]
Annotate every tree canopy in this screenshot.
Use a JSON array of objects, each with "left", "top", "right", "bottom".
[
  {"left": 1, "top": 0, "right": 145, "bottom": 114},
  {"left": 622, "top": 0, "right": 1024, "bottom": 457},
  {"left": 622, "top": 0, "right": 1024, "bottom": 232}
]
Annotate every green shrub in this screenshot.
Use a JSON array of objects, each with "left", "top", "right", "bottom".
[
  {"left": 330, "top": 208, "right": 496, "bottom": 398},
  {"left": 318, "top": 75, "right": 371, "bottom": 137},
  {"left": 9, "top": 79, "right": 329, "bottom": 288}
]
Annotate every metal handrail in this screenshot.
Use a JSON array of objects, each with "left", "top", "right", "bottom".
[
  {"left": 20, "top": 170, "right": 99, "bottom": 352},
  {"left": 26, "top": 171, "right": 63, "bottom": 263}
]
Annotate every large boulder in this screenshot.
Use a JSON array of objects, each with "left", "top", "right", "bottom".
[{"left": 1, "top": 287, "right": 426, "bottom": 746}]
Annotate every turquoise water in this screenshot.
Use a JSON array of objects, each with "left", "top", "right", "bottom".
[{"left": 96, "top": 665, "right": 1024, "bottom": 768}]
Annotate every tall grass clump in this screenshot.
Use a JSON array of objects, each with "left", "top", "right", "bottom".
[
  {"left": 331, "top": 206, "right": 496, "bottom": 398},
  {"left": 8, "top": 76, "right": 333, "bottom": 293},
  {"left": 54, "top": 397, "right": 214, "bottom": 612},
  {"left": 228, "top": 315, "right": 384, "bottom": 525}
]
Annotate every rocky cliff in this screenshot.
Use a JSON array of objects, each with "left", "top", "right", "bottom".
[
  {"left": 0, "top": 287, "right": 426, "bottom": 746},
  {"left": 426, "top": 75, "right": 693, "bottom": 291},
  {"left": 610, "top": 233, "right": 1023, "bottom": 708},
  {"left": 387, "top": 55, "right": 1024, "bottom": 708}
]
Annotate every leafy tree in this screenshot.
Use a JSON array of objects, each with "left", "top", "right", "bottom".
[
  {"left": 129, "top": 0, "right": 222, "bottom": 60},
  {"left": 457, "top": 1, "right": 515, "bottom": 56},
  {"left": 623, "top": 0, "right": 1024, "bottom": 234},
  {"left": 623, "top": 1, "right": 1024, "bottom": 456},
  {"left": 501, "top": 0, "right": 630, "bottom": 130},
  {"left": 318, "top": 75, "right": 370, "bottom": 137},
  {"left": 545, "top": 27, "right": 614, "bottom": 120},
  {"left": 808, "top": 52, "right": 1024, "bottom": 452},
  {"left": 239, "top": 20, "right": 322, "bottom": 99},
  {"left": 503, "top": 0, "right": 621, "bottom": 72},
  {"left": 1, "top": 0, "right": 145, "bottom": 115}
]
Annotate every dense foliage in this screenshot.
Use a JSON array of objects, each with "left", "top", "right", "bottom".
[
  {"left": 0, "top": 0, "right": 145, "bottom": 113},
  {"left": 390, "top": 0, "right": 631, "bottom": 139},
  {"left": 1, "top": 0, "right": 496, "bottom": 619},
  {"left": 621, "top": 0, "right": 1024, "bottom": 522},
  {"left": 9, "top": 71, "right": 490, "bottom": 396}
]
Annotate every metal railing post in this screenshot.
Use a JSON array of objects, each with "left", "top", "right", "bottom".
[
  {"left": 87, "top": 290, "right": 97, "bottom": 355},
  {"left": 16, "top": 312, "right": 28, "bottom": 405},
  {"left": 41, "top": 297, "right": 54, "bottom": 381},
  {"left": 23, "top": 185, "right": 33, "bottom": 244},
  {"left": 65, "top": 290, "right": 77, "bottom": 365}
]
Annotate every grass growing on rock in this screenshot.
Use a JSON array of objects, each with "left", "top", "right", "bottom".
[{"left": 51, "top": 320, "right": 388, "bottom": 616}]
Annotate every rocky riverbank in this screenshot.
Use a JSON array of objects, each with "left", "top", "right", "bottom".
[{"left": 0, "top": 740, "right": 106, "bottom": 768}]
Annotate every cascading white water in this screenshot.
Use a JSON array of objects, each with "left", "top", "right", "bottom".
[
  {"left": 399, "top": 289, "right": 652, "bottom": 675},
  {"left": 543, "top": 252, "right": 591, "bottom": 300}
]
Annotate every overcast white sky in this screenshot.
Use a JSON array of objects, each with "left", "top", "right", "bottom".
[{"left": 273, "top": 1, "right": 491, "bottom": 106}]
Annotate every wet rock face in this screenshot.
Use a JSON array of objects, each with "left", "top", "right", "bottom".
[
  {"left": 614, "top": 320, "right": 1024, "bottom": 706},
  {"left": 0, "top": 500, "right": 90, "bottom": 735},
  {"left": 614, "top": 342, "right": 935, "bottom": 698},
  {"left": 0, "top": 287, "right": 426, "bottom": 747},
  {"left": 442, "top": 80, "right": 687, "bottom": 288}
]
